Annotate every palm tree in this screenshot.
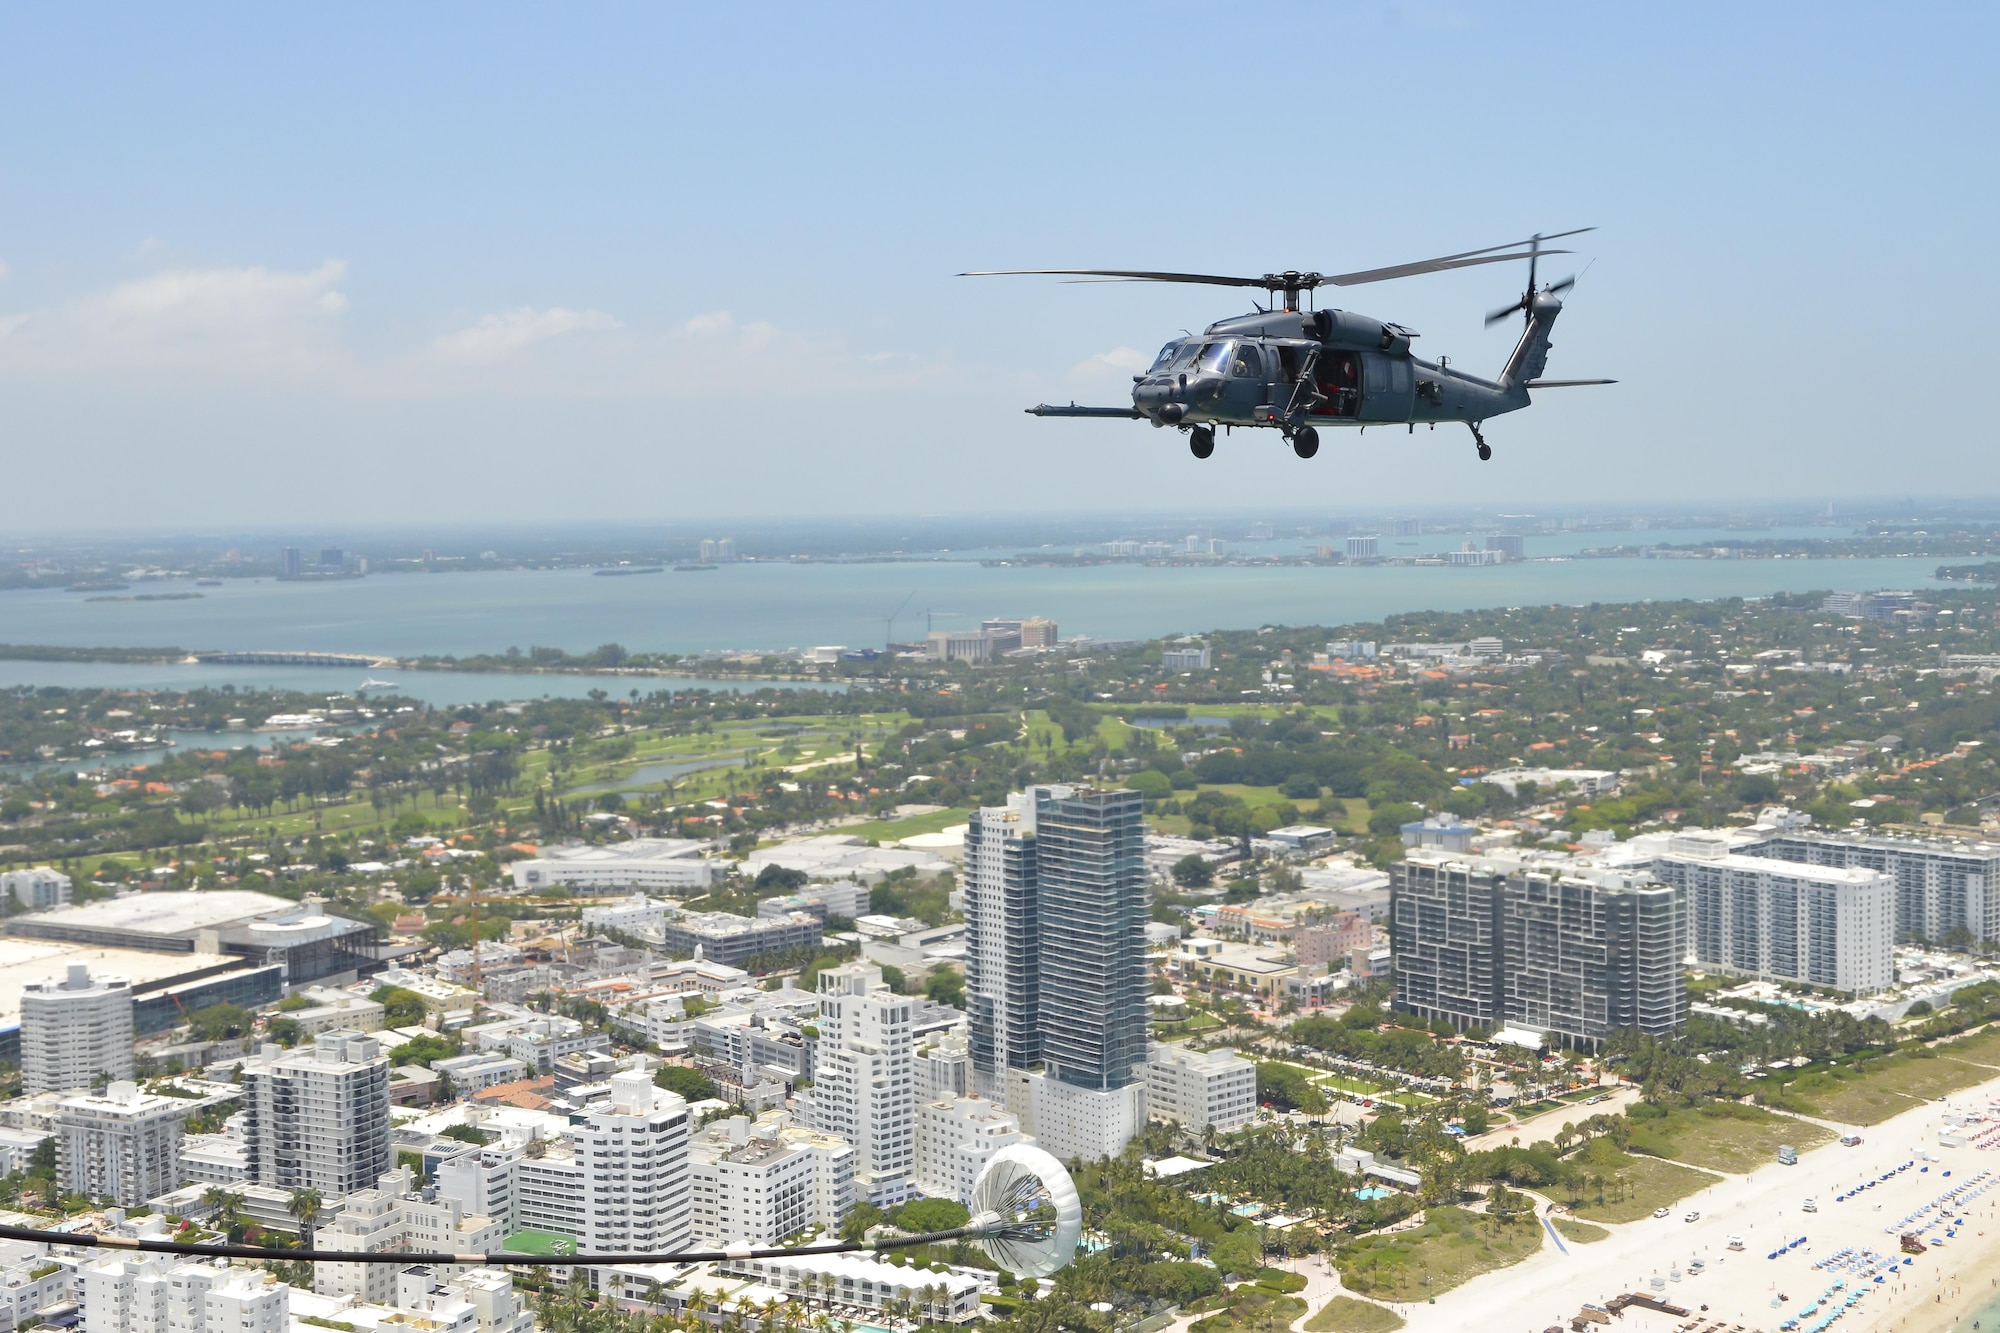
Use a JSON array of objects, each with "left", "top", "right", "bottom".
[{"left": 288, "top": 1187, "right": 324, "bottom": 1252}]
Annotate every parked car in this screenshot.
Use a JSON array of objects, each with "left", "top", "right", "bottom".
[
  {"left": 1684, "top": 1210, "right": 1701, "bottom": 1223},
  {"left": 1653, "top": 1207, "right": 1672, "bottom": 1219}
]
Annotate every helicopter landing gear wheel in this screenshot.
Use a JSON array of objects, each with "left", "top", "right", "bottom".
[
  {"left": 1189, "top": 426, "right": 1214, "bottom": 459},
  {"left": 1469, "top": 422, "right": 1491, "bottom": 461},
  {"left": 1292, "top": 425, "right": 1319, "bottom": 459}
]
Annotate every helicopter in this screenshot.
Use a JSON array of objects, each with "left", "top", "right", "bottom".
[{"left": 963, "top": 229, "right": 1613, "bottom": 462}]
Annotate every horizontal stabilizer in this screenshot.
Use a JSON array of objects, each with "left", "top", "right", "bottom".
[
  {"left": 1026, "top": 403, "right": 1144, "bottom": 418},
  {"left": 1525, "top": 379, "right": 1618, "bottom": 387}
]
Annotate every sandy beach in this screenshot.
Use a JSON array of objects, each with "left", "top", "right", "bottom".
[{"left": 1376, "top": 1070, "right": 2000, "bottom": 1333}]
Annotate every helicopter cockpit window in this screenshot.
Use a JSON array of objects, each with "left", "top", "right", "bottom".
[
  {"left": 1148, "top": 342, "right": 1181, "bottom": 373},
  {"left": 1196, "top": 342, "right": 1233, "bottom": 374},
  {"left": 1231, "top": 345, "right": 1263, "bottom": 378}
]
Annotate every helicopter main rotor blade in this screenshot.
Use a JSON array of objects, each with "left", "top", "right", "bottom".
[
  {"left": 959, "top": 268, "right": 1266, "bottom": 288},
  {"left": 1328, "top": 247, "right": 1572, "bottom": 288},
  {"left": 1485, "top": 298, "right": 1527, "bottom": 327},
  {"left": 961, "top": 228, "right": 1595, "bottom": 293}
]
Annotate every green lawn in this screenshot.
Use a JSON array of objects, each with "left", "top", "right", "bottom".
[
  {"left": 1332, "top": 1206, "right": 1541, "bottom": 1302},
  {"left": 1304, "top": 1296, "right": 1405, "bottom": 1333},
  {"left": 1625, "top": 1102, "right": 1834, "bottom": 1174},
  {"left": 1552, "top": 1218, "right": 1610, "bottom": 1244},
  {"left": 1776, "top": 1050, "right": 1997, "bottom": 1125},
  {"left": 839, "top": 807, "right": 975, "bottom": 841},
  {"left": 1188, "top": 1289, "right": 1306, "bottom": 1333},
  {"left": 1562, "top": 1139, "right": 1721, "bottom": 1224},
  {"left": 1932, "top": 1026, "right": 2000, "bottom": 1069}
]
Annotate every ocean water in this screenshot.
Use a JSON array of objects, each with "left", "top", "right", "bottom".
[{"left": 0, "top": 552, "right": 1949, "bottom": 675}]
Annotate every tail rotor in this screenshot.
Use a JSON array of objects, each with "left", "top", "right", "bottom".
[{"left": 1485, "top": 232, "right": 1577, "bottom": 327}]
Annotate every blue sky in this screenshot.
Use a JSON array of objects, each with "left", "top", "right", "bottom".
[{"left": 1, "top": 3, "right": 1994, "bottom": 529}]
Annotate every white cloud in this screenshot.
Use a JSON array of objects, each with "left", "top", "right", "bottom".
[
  {"left": 0, "top": 259, "right": 349, "bottom": 375},
  {"left": 429, "top": 306, "right": 622, "bottom": 364},
  {"left": 1067, "top": 345, "right": 1151, "bottom": 381}
]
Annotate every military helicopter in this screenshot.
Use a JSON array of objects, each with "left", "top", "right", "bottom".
[{"left": 963, "top": 229, "right": 1613, "bottom": 461}]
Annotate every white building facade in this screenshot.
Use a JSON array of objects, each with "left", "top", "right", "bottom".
[
  {"left": 796, "top": 963, "right": 915, "bottom": 1205},
  {"left": 1655, "top": 847, "right": 1895, "bottom": 993},
  {"left": 56, "top": 1081, "right": 184, "bottom": 1206},
  {"left": 1144, "top": 1043, "right": 1258, "bottom": 1133},
  {"left": 21, "top": 964, "right": 134, "bottom": 1095},
  {"left": 241, "top": 1030, "right": 391, "bottom": 1194},
  {"left": 913, "top": 1096, "right": 1028, "bottom": 1205}
]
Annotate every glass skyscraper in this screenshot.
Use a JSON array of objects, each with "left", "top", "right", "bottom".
[{"left": 963, "top": 785, "right": 1149, "bottom": 1095}]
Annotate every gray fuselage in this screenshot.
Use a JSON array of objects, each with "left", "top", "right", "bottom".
[{"left": 1127, "top": 292, "right": 1563, "bottom": 431}]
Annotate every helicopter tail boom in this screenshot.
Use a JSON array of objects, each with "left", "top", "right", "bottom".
[{"left": 1498, "top": 291, "right": 1565, "bottom": 392}]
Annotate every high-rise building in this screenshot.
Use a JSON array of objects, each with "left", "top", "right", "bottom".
[
  {"left": 242, "top": 1030, "right": 391, "bottom": 1194},
  {"left": 0, "top": 866, "right": 71, "bottom": 911},
  {"left": 964, "top": 785, "right": 1150, "bottom": 1163},
  {"left": 1037, "top": 787, "right": 1148, "bottom": 1090},
  {"left": 576, "top": 1070, "right": 692, "bottom": 1255},
  {"left": 1391, "top": 517, "right": 1422, "bottom": 536},
  {"left": 1161, "top": 643, "right": 1210, "bottom": 671},
  {"left": 795, "top": 963, "right": 915, "bottom": 1205},
  {"left": 278, "top": 547, "right": 301, "bottom": 577},
  {"left": 1345, "top": 535, "right": 1380, "bottom": 561},
  {"left": 698, "top": 539, "right": 718, "bottom": 563},
  {"left": 1499, "top": 865, "right": 1685, "bottom": 1039},
  {"left": 1737, "top": 825, "right": 2000, "bottom": 945},
  {"left": 963, "top": 794, "right": 1042, "bottom": 1096},
  {"left": 55, "top": 1081, "right": 183, "bottom": 1206},
  {"left": 1652, "top": 845, "right": 1893, "bottom": 994},
  {"left": 1487, "top": 533, "right": 1526, "bottom": 560},
  {"left": 715, "top": 537, "right": 737, "bottom": 562},
  {"left": 1391, "top": 849, "right": 1687, "bottom": 1047},
  {"left": 22, "top": 964, "right": 134, "bottom": 1094},
  {"left": 318, "top": 547, "right": 345, "bottom": 570}
]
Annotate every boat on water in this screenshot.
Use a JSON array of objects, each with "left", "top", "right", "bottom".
[{"left": 358, "top": 678, "right": 399, "bottom": 691}]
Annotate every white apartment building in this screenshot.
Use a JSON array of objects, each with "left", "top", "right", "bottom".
[
  {"left": 576, "top": 1071, "right": 692, "bottom": 1255},
  {"left": 510, "top": 839, "right": 715, "bottom": 895},
  {"left": 0, "top": 1236, "right": 71, "bottom": 1330},
  {"left": 434, "top": 1143, "right": 521, "bottom": 1230},
  {"left": 21, "top": 964, "right": 134, "bottom": 1095},
  {"left": 0, "top": 867, "right": 71, "bottom": 912},
  {"left": 687, "top": 1115, "right": 851, "bottom": 1247},
  {"left": 314, "top": 1166, "right": 505, "bottom": 1305},
  {"left": 914, "top": 1096, "right": 1028, "bottom": 1205},
  {"left": 241, "top": 1030, "right": 391, "bottom": 1194},
  {"left": 57, "top": 1081, "right": 183, "bottom": 1206},
  {"left": 580, "top": 894, "right": 671, "bottom": 935},
  {"left": 1144, "top": 1043, "right": 1257, "bottom": 1133},
  {"left": 512, "top": 1141, "right": 586, "bottom": 1238},
  {"left": 915, "top": 1032, "right": 971, "bottom": 1103},
  {"left": 179, "top": 1134, "right": 249, "bottom": 1186},
  {"left": 1006, "top": 1070, "right": 1147, "bottom": 1166},
  {"left": 714, "top": 1252, "right": 982, "bottom": 1325},
  {"left": 795, "top": 964, "right": 915, "bottom": 1205},
  {"left": 394, "top": 1267, "right": 536, "bottom": 1333},
  {"left": 430, "top": 1053, "right": 530, "bottom": 1092},
  {"left": 1655, "top": 844, "right": 1896, "bottom": 993},
  {"left": 79, "top": 1255, "right": 287, "bottom": 1333}
]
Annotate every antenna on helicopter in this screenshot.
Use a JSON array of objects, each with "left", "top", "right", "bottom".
[{"left": 1485, "top": 232, "right": 1579, "bottom": 328}]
